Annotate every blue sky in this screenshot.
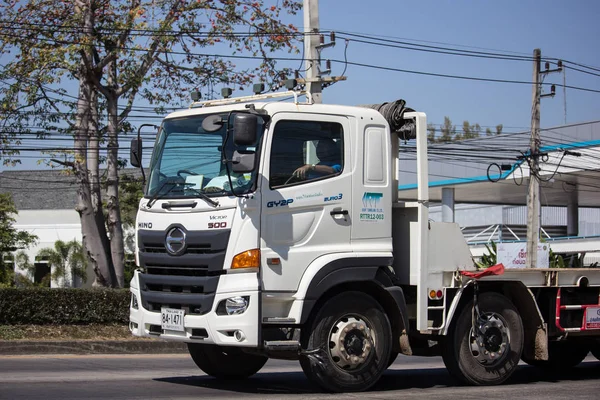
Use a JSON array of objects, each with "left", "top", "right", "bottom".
[
  {"left": 315, "top": 0, "right": 599, "bottom": 132},
  {"left": 2, "top": 0, "right": 599, "bottom": 170}
]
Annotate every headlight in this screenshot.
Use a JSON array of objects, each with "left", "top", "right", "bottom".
[
  {"left": 216, "top": 296, "right": 250, "bottom": 316},
  {"left": 131, "top": 294, "right": 139, "bottom": 310}
]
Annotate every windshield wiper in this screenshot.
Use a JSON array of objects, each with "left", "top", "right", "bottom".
[
  {"left": 147, "top": 179, "right": 221, "bottom": 208},
  {"left": 146, "top": 178, "right": 181, "bottom": 208},
  {"left": 184, "top": 185, "right": 220, "bottom": 208}
]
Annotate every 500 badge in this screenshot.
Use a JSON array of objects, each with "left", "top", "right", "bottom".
[{"left": 208, "top": 222, "right": 227, "bottom": 229}]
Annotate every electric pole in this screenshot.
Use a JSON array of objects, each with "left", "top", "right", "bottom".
[
  {"left": 303, "top": 0, "right": 322, "bottom": 104},
  {"left": 526, "top": 49, "right": 541, "bottom": 269},
  {"left": 526, "top": 50, "right": 561, "bottom": 268}
]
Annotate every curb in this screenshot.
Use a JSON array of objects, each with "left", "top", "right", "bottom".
[{"left": 0, "top": 340, "right": 188, "bottom": 355}]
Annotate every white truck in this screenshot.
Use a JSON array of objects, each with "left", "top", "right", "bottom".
[{"left": 129, "top": 89, "right": 600, "bottom": 392}]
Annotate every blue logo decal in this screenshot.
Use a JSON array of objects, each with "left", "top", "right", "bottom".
[
  {"left": 360, "top": 192, "right": 384, "bottom": 222},
  {"left": 324, "top": 193, "right": 343, "bottom": 202},
  {"left": 267, "top": 199, "right": 294, "bottom": 208},
  {"left": 362, "top": 192, "right": 383, "bottom": 208}
]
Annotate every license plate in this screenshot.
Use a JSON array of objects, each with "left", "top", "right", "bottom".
[
  {"left": 585, "top": 306, "right": 600, "bottom": 330},
  {"left": 161, "top": 307, "right": 185, "bottom": 332}
]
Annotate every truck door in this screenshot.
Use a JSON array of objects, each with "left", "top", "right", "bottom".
[{"left": 260, "top": 113, "right": 352, "bottom": 292}]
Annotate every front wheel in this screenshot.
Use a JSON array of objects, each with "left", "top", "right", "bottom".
[
  {"left": 299, "top": 291, "right": 392, "bottom": 392},
  {"left": 442, "top": 292, "right": 524, "bottom": 385},
  {"left": 187, "top": 343, "right": 268, "bottom": 379}
]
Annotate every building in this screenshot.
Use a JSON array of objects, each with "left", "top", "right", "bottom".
[
  {"left": 398, "top": 120, "right": 600, "bottom": 266},
  {"left": 0, "top": 168, "right": 140, "bottom": 287}
]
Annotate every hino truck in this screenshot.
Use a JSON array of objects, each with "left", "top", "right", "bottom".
[{"left": 129, "top": 89, "right": 600, "bottom": 392}]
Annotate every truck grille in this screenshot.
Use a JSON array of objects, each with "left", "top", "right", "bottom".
[{"left": 137, "top": 227, "right": 230, "bottom": 315}]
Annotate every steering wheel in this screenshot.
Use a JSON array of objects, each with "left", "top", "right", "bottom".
[{"left": 177, "top": 169, "right": 198, "bottom": 178}]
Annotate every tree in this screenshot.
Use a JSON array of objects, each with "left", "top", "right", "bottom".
[
  {"left": 11, "top": 251, "right": 53, "bottom": 287},
  {"left": 0, "top": 0, "right": 301, "bottom": 287},
  {"left": 439, "top": 116, "right": 456, "bottom": 142},
  {"left": 461, "top": 121, "right": 481, "bottom": 140},
  {"left": 0, "top": 193, "right": 37, "bottom": 286},
  {"left": 428, "top": 117, "right": 503, "bottom": 143},
  {"left": 486, "top": 124, "right": 503, "bottom": 136},
  {"left": 427, "top": 123, "right": 437, "bottom": 142},
  {"left": 37, "top": 239, "right": 88, "bottom": 287}
]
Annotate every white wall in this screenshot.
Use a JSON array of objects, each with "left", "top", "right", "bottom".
[{"left": 12, "top": 209, "right": 90, "bottom": 288}]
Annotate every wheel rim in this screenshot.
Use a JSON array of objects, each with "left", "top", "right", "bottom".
[
  {"left": 469, "top": 312, "right": 510, "bottom": 367},
  {"left": 328, "top": 315, "right": 375, "bottom": 371}
]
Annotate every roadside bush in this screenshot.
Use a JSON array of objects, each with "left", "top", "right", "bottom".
[{"left": 0, "top": 288, "right": 130, "bottom": 325}]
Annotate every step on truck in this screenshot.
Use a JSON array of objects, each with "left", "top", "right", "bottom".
[{"left": 129, "top": 89, "right": 600, "bottom": 392}]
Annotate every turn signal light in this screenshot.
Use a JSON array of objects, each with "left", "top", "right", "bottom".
[
  {"left": 231, "top": 249, "right": 260, "bottom": 269},
  {"left": 428, "top": 289, "right": 444, "bottom": 300}
]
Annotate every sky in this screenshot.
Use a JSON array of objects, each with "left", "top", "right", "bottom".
[
  {"left": 316, "top": 0, "right": 599, "bottom": 132},
  {"left": 2, "top": 0, "right": 599, "bottom": 170}
]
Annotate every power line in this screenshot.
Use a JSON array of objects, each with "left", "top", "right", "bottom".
[{"left": 333, "top": 59, "right": 600, "bottom": 94}]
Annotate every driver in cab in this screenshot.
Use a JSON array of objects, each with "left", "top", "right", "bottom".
[{"left": 293, "top": 139, "right": 341, "bottom": 180}]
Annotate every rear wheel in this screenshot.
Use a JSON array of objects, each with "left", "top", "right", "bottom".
[
  {"left": 187, "top": 343, "right": 268, "bottom": 379},
  {"left": 442, "top": 292, "right": 524, "bottom": 385},
  {"left": 299, "top": 291, "right": 392, "bottom": 392}
]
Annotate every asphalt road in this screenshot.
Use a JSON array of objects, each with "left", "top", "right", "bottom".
[{"left": 1, "top": 353, "right": 599, "bottom": 400}]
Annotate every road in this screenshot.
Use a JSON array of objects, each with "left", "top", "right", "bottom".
[{"left": 0, "top": 353, "right": 599, "bottom": 400}]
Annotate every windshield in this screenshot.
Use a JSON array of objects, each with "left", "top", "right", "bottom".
[{"left": 146, "top": 113, "right": 263, "bottom": 200}]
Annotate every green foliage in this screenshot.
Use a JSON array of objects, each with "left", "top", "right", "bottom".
[
  {"left": 549, "top": 251, "right": 599, "bottom": 268},
  {"left": 0, "top": 193, "right": 37, "bottom": 286},
  {"left": 117, "top": 173, "right": 144, "bottom": 228},
  {"left": 0, "top": 288, "right": 130, "bottom": 325},
  {"left": 0, "top": 193, "right": 38, "bottom": 254},
  {"left": 427, "top": 117, "right": 504, "bottom": 143},
  {"left": 439, "top": 116, "right": 456, "bottom": 142},
  {"left": 10, "top": 251, "right": 51, "bottom": 288},
  {"left": 549, "top": 247, "right": 565, "bottom": 269},
  {"left": 475, "top": 241, "right": 497, "bottom": 269},
  {"left": 36, "top": 240, "right": 88, "bottom": 287}
]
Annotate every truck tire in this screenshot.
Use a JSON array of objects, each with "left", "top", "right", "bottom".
[
  {"left": 187, "top": 343, "right": 268, "bottom": 379},
  {"left": 523, "top": 341, "right": 589, "bottom": 370},
  {"left": 299, "top": 291, "right": 392, "bottom": 392},
  {"left": 442, "top": 292, "right": 523, "bottom": 385}
]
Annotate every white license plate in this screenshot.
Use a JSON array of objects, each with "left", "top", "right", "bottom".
[
  {"left": 585, "top": 306, "right": 600, "bottom": 330},
  {"left": 161, "top": 307, "right": 185, "bottom": 332}
]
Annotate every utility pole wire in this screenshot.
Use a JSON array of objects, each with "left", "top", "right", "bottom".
[
  {"left": 303, "top": 0, "right": 322, "bottom": 104},
  {"left": 526, "top": 49, "right": 541, "bottom": 269}
]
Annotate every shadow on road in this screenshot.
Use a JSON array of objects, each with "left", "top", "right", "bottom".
[{"left": 155, "top": 361, "right": 600, "bottom": 395}]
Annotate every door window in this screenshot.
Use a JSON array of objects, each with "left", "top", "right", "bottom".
[{"left": 269, "top": 120, "right": 344, "bottom": 188}]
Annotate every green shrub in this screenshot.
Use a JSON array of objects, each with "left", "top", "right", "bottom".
[{"left": 0, "top": 288, "right": 130, "bottom": 325}]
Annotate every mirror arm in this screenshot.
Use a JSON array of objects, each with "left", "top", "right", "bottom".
[{"left": 135, "top": 123, "right": 160, "bottom": 187}]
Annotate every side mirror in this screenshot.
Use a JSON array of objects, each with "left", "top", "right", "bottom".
[
  {"left": 233, "top": 113, "right": 258, "bottom": 146},
  {"left": 231, "top": 151, "right": 256, "bottom": 173},
  {"left": 130, "top": 138, "right": 142, "bottom": 168}
]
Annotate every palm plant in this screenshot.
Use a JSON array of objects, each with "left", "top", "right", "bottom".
[
  {"left": 37, "top": 240, "right": 88, "bottom": 288},
  {"left": 475, "top": 241, "right": 497, "bottom": 270}
]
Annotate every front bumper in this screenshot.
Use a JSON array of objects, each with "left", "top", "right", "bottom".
[{"left": 129, "top": 270, "right": 260, "bottom": 347}]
